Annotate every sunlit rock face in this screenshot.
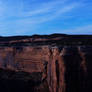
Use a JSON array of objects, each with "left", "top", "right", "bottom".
[{"left": 0, "top": 34, "right": 92, "bottom": 92}]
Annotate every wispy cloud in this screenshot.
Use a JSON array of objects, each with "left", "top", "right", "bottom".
[
  {"left": 57, "top": 24, "right": 92, "bottom": 34},
  {"left": 0, "top": 1, "right": 5, "bottom": 17},
  {"left": 16, "top": 1, "right": 80, "bottom": 25},
  {"left": 21, "top": 0, "right": 66, "bottom": 17}
]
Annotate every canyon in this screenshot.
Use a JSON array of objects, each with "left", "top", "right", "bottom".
[{"left": 0, "top": 34, "right": 92, "bottom": 92}]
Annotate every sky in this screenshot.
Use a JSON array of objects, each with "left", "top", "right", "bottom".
[{"left": 0, "top": 0, "right": 92, "bottom": 36}]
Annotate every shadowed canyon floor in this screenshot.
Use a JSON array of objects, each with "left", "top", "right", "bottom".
[{"left": 0, "top": 34, "right": 92, "bottom": 92}]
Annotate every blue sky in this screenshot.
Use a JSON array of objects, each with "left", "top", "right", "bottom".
[{"left": 0, "top": 0, "right": 92, "bottom": 36}]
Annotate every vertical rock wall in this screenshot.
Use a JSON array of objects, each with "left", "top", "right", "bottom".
[{"left": 0, "top": 46, "right": 92, "bottom": 92}]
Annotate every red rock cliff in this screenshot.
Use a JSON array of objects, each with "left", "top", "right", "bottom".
[{"left": 0, "top": 34, "right": 92, "bottom": 92}]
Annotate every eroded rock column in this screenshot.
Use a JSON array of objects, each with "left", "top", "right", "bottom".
[{"left": 47, "top": 47, "right": 65, "bottom": 92}]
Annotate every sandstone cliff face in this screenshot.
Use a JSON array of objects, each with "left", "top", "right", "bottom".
[
  {"left": 0, "top": 45, "right": 92, "bottom": 92},
  {"left": 0, "top": 34, "right": 92, "bottom": 92}
]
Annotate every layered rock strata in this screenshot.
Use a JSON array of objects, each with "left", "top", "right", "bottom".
[
  {"left": 0, "top": 34, "right": 92, "bottom": 92},
  {"left": 0, "top": 45, "right": 91, "bottom": 92}
]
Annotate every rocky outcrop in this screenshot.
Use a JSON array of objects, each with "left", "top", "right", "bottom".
[{"left": 0, "top": 34, "right": 92, "bottom": 92}]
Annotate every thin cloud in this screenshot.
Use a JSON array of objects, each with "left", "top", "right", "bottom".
[
  {"left": 21, "top": 0, "right": 66, "bottom": 17},
  {"left": 0, "top": 1, "right": 5, "bottom": 17},
  {"left": 16, "top": 2, "right": 80, "bottom": 25},
  {"left": 58, "top": 25, "right": 92, "bottom": 34}
]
